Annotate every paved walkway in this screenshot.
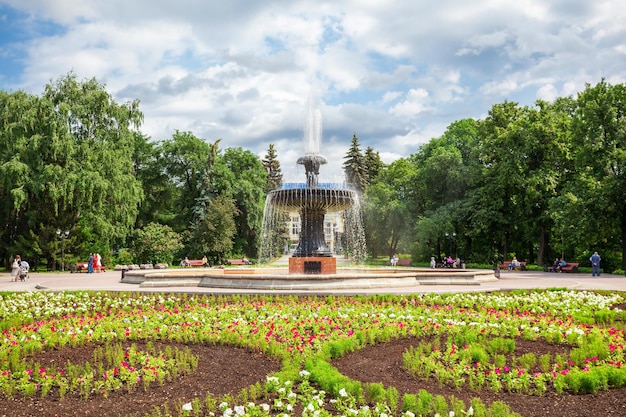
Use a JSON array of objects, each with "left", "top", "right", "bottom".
[{"left": 1, "top": 269, "right": 625, "bottom": 295}]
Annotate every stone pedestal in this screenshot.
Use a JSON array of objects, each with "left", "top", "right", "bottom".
[{"left": 289, "top": 257, "right": 337, "bottom": 274}]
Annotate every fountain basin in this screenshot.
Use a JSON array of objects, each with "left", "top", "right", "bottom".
[
  {"left": 121, "top": 267, "right": 497, "bottom": 290},
  {"left": 267, "top": 188, "right": 356, "bottom": 212}
]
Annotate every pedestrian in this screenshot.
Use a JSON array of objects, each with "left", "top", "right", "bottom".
[
  {"left": 95, "top": 253, "right": 102, "bottom": 272},
  {"left": 430, "top": 256, "right": 436, "bottom": 269},
  {"left": 590, "top": 251, "right": 601, "bottom": 277},
  {"left": 88, "top": 253, "right": 95, "bottom": 274},
  {"left": 10, "top": 255, "right": 20, "bottom": 281}
]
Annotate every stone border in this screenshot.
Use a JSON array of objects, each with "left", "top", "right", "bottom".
[{"left": 121, "top": 268, "right": 496, "bottom": 289}]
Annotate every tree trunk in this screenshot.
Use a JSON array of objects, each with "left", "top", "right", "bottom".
[
  {"left": 622, "top": 202, "right": 626, "bottom": 270},
  {"left": 537, "top": 227, "right": 545, "bottom": 266}
]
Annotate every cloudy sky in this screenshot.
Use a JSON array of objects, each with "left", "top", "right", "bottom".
[{"left": 1, "top": 1, "right": 625, "bottom": 181}]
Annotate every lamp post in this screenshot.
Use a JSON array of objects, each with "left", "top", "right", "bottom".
[
  {"left": 445, "top": 232, "right": 456, "bottom": 257},
  {"left": 56, "top": 229, "right": 69, "bottom": 271}
]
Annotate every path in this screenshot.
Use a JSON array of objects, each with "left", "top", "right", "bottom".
[{"left": 1, "top": 268, "right": 624, "bottom": 295}]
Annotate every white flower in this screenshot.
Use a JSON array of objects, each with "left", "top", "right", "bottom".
[
  {"left": 339, "top": 388, "right": 348, "bottom": 397},
  {"left": 300, "top": 369, "right": 311, "bottom": 377},
  {"left": 182, "top": 402, "right": 193, "bottom": 411},
  {"left": 234, "top": 405, "right": 245, "bottom": 415},
  {"left": 404, "top": 412, "right": 415, "bottom": 417},
  {"left": 465, "top": 406, "right": 474, "bottom": 416},
  {"left": 260, "top": 404, "right": 270, "bottom": 411}
]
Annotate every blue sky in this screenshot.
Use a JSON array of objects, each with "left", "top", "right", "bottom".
[{"left": 1, "top": 1, "right": 625, "bottom": 180}]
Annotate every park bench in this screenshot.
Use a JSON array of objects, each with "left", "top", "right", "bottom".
[
  {"left": 499, "top": 260, "right": 527, "bottom": 271},
  {"left": 227, "top": 259, "right": 251, "bottom": 266},
  {"left": 75, "top": 262, "right": 106, "bottom": 273},
  {"left": 396, "top": 258, "right": 412, "bottom": 266},
  {"left": 560, "top": 262, "right": 579, "bottom": 273},
  {"left": 186, "top": 259, "right": 205, "bottom": 267}
]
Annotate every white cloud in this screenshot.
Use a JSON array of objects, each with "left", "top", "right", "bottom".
[
  {"left": 390, "top": 88, "right": 430, "bottom": 118},
  {"left": 1, "top": 0, "right": 626, "bottom": 173}
]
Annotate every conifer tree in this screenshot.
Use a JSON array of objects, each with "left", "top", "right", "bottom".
[
  {"left": 343, "top": 134, "right": 367, "bottom": 194},
  {"left": 364, "top": 146, "right": 384, "bottom": 184},
  {"left": 262, "top": 143, "right": 283, "bottom": 191}
]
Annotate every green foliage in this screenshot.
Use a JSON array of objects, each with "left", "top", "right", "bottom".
[
  {"left": 0, "top": 72, "right": 144, "bottom": 268},
  {"left": 133, "top": 222, "right": 183, "bottom": 264},
  {"left": 188, "top": 194, "right": 237, "bottom": 262},
  {"left": 343, "top": 134, "right": 368, "bottom": 194},
  {"left": 262, "top": 144, "right": 283, "bottom": 192}
]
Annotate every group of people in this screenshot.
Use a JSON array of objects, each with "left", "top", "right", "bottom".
[
  {"left": 429, "top": 256, "right": 463, "bottom": 269},
  {"left": 180, "top": 255, "right": 222, "bottom": 268},
  {"left": 87, "top": 253, "right": 102, "bottom": 273},
  {"left": 550, "top": 257, "right": 567, "bottom": 272},
  {"left": 10, "top": 255, "right": 29, "bottom": 281}
]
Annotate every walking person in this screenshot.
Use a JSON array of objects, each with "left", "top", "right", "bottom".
[{"left": 590, "top": 251, "right": 601, "bottom": 277}]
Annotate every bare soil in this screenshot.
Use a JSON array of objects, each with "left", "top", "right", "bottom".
[{"left": 1, "top": 337, "right": 625, "bottom": 417}]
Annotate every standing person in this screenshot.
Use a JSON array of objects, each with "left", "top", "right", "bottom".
[
  {"left": 430, "top": 257, "right": 436, "bottom": 269},
  {"left": 87, "top": 253, "right": 95, "bottom": 274},
  {"left": 590, "top": 251, "right": 601, "bottom": 277},
  {"left": 10, "top": 255, "right": 20, "bottom": 281},
  {"left": 95, "top": 253, "right": 102, "bottom": 272}
]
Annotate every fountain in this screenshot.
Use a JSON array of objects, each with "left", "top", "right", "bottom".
[
  {"left": 120, "top": 94, "right": 497, "bottom": 290},
  {"left": 261, "top": 96, "right": 364, "bottom": 274}
]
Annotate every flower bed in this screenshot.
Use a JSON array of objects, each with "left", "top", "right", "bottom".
[{"left": 0, "top": 290, "right": 625, "bottom": 416}]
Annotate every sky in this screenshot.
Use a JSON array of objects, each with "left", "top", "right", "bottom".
[{"left": 1, "top": 1, "right": 625, "bottom": 182}]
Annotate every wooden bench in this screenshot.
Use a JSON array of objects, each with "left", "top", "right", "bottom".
[
  {"left": 75, "top": 262, "right": 106, "bottom": 273},
  {"left": 227, "top": 259, "right": 251, "bottom": 266},
  {"left": 560, "top": 262, "right": 579, "bottom": 273},
  {"left": 499, "top": 260, "right": 527, "bottom": 271},
  {"left": 396, "top": 258, "right": 412, "bottom": 266},
  {"left": 187, "top": 259, "right": 205, "bottom": 267}
]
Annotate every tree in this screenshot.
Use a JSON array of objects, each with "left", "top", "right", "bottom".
[
  {"left": 343, "top": 134, "right": 367, "bottom": 194},
  {"left": 363, "top": 146, "right": 384, "bottom": 184},
  {"left": 0, "top": 73, "right": 144, "bottom": 269},
  {"left": 262, "top": 144, "right": 283, "bottom": 191},
  {"left": 468, "top": 101, "right": 528, "bottom": 262},
  {"left": 410, "top": 119, "right": 478, "bottom": 262},
  {"left": 132, "top": 132, "right": 178, "bottom": 230},
  {"left": 218, "top": 147, "right": 268, "bottom": 258},
  {"left": 260, "top": 144, "right": 289, "bottom": 260},
  {"left": 159, "top": 131, "right": 211, "bottom": 232},
  {"left": 363, "top": 159, "right": 419, "bottom": 257},
  {"left": 188, "top": 194, "right": 237, "bottom": 264},
  {"left": 562, "top": 80, "right": 626, "bottom": 270},
  {"left": 132, "top": 222, "right": 183, "bottom": 265},
  {"left": 517, "top": 99, "right": 573, "bottom": 265},
  {"left": 188, "top": 139, "right": 238, "bottom": 263}
]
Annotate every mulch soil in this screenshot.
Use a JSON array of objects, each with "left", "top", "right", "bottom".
[{"left": 2, "top": 337, "right": 626, "bottom": 417}]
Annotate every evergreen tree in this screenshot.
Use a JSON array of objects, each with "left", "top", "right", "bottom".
[
  {"left": 364, "top": 146, "right": 384, "bottom": 184},
  {"left": 343, "top": 134, "right": 367, "bottom": 194},
  {"left": 262, "top": 143, "right": 283, "bottom": 191}
]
